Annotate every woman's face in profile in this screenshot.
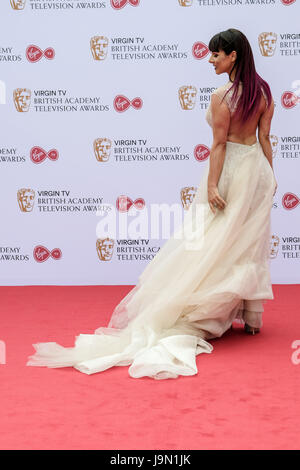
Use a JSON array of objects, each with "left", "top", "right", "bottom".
[{"left": 208, "top": 49, "right": 236, "bottom": 75}]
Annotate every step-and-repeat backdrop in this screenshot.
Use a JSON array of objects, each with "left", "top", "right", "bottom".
[{"left": 1, "top": 0, "right": 299, "bottom": 285}]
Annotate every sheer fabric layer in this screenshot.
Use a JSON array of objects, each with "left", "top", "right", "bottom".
[{"left": 27, "top": 141, "right": 275, "bottom": 379}]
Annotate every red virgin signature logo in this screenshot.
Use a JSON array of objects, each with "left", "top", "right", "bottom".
[
  {"left": 30, "top": 147, "right": 59, "bottom": 164},
  {"left": 192, "top": 42, "right": 209, "bottom": 60},
  {"left": 113, "top": 95, "right": 143, "bottom": 112},
  {"left": 280, "top": 0, "right": 296, "bottom": 5},
  {"left": 111, "top": 0, "right": 139, "bottom": 9},
  {"left": 26, "top": 45, "right": 55, "bottom": 63},
  {"left": 282, "top": 193, "right": 299, "bottom": 210},
  {"left": 116, "top": 195, "right": 145, "bottom": 212},
  {"left": 33, "top": 246, "right": 62, "bottom": 262},
  {"left": 281, "top": 91, "right": 300, "bottom": 109},
  {"left": 194, "top": 144, "right": 210, "bottom": 162}
]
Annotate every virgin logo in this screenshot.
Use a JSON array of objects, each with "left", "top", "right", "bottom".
[
  {"left": 280, "top": 0, "right": 296, "bottom": 5},
  {"left": 111, "top": 0, "right": 140, "bottom": 9},
  {"left": 281, "top": 91, "right": 299, "bottom": 109},
  {"left": 192, "top": 42, "right": 209, "bottom": 60},
  {"left": 116, "top": 195, "right": 145, "bottom": 212},
  {"left": 194, "top": 144, "right": 210, "bottom": 162},
  {"left": 26, "top": 45, "right": 55, "bottom": 63},
  {"left": 30, "top": 147, "right": 59, "bottom": 164},
  {"left": 33, "top": 245, "right": 62, "bottom": 262},
  {"left": 282, "top": 193, "right": 300, "bottom": 210},
  {"left": 113, "top": 95, "right": 143, "bottom": 112}
]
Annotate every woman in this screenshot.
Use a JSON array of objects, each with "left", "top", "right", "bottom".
[{"left": 27, "top": 29, "right": 277, "bottom": 380}]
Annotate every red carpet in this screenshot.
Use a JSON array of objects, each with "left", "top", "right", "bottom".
[{"left": 0, "top": 285, "right": 299, "bottom": 450}]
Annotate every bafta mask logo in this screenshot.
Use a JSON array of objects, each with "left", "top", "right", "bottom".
[
  {"left": 258, "top": 32, "right": 277, "bottom": 57},
  {"left": 269, "top": 135, "right": 278, "bottom": 158},
  {"left": 282, "top": 193, "right": 300, "bottom": 210},
  {"left": 94, "top": 138, "right": 112, "bottom": 162},
  {"left": 10, "top": 0, "right": 26, "bottom": 9},
  {"left": 96, "top": 238, "right": 114, "bottom": 261},
  {"left": 17, "top": 188, "right": 35, "bottom": 212},
  {"left": 281, "top": 91, "right": 300, "bottom": 109},
  {"left": 179, "top": 86, "right": 197, "bottom": 110},
  {"left": 13, "top": 88, "right": 31, "bottom": 112},
  {"left": 194, "top": 144, "right": 210, "bottom": 162},
  {"left": 90, "top": 36, "right": 109, "bottom": 61},
  {"left": 192, "top": 42, "right": 209, "bottom": 60},
  {"left": 181, "top": 186, "right": 197, "bottom": 210},
  {"left": 33, "top": 246, "right": 62, "bottom": 263},
  {"left": 116, "top": 195, "right": 145, "bottom": 212},
  {"left": 178, "top": 0, "right": 193, "bottom": 5},
  {"left": 270, "top": 235, "right": 280, "bottom": 259}
]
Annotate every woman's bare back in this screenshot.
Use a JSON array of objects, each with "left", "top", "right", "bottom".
[
  {"left": 206, "top": 82, "right": 275, "bottom": 151},
  {"left": 228, "top": 94, "right": 265, "bottom": 145}
]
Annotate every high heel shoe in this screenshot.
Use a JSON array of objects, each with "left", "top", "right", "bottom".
[{"left": 244, "top": 323, "right": 260, "bottom": 335}]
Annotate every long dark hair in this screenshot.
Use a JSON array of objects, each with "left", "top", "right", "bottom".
[{"left": 208, "top": 28, "right": 272, "bottom": 124}]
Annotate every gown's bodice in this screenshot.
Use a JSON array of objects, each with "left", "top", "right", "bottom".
[{"left": 205, "top": 81, "right": 267, "bottom": 127}]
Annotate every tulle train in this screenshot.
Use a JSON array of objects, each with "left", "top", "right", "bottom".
[{"left": 27, "top": 141, "right": 276, "bottom": 379}]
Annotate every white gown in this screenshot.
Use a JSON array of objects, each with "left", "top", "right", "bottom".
[{"left": 27, "top": 82, "right": 276, "bottom": 379}]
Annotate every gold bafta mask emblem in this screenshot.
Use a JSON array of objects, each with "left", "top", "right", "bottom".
[
  {"left": 181, "top": 187, "right": 197, "bottom": 210},
  {"left": 269, "top": 135, "right": 278, "bottom": 158},
  {"left": 258, "top": 32, "right": 277, "bottom": 57},
  {"left": 17, "top": 188, "right": 35, "bottom": 212},
  {"left": 90, "top": 36, "right": 109, "bottom": 61},
  {"left": 10, "top": 0, "right": 26, "bottom": 9},
  {"left": 96, "top": 238, "right": 114, "bottom": 261},
  {"left": 179, "top": 86, "right": 197, "bottom": 110},
  {"left": 94, "top": 138, "right": 111, "bottom": 162},
  {"left": 270, "top": 235, "right": 279, "bottom": 259},
  {"left": 178, "top": 0, "right": 193, "bottom": 5},
  {"left": 13, "top": 88, "right": 31, "bottom": 112}
]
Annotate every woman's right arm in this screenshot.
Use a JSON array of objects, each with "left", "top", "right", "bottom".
[{"left": 258, "top": 97, "right": 275, "bottom": 170}]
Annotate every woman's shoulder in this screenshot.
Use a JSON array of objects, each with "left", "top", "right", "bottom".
[
  {"left": 210, "top": 80, "right": 271, "bottom": 115},
  {"left": 211, "top": 82, "right": 241, "bottom": 114},
  {"left": 211, "top": 82, "right": 232, "bottom": 99},
  {"left": 211, "top": 81, "right": 241, "bottom": 100}
]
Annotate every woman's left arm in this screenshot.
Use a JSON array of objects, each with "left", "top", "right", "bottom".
[{"left": 207, "top": 94, "right": 230, "bottom": 214}]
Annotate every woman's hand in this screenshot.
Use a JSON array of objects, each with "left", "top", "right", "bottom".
[{"left": 208, "top": 184, "right": 227, "bottom": 214}]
